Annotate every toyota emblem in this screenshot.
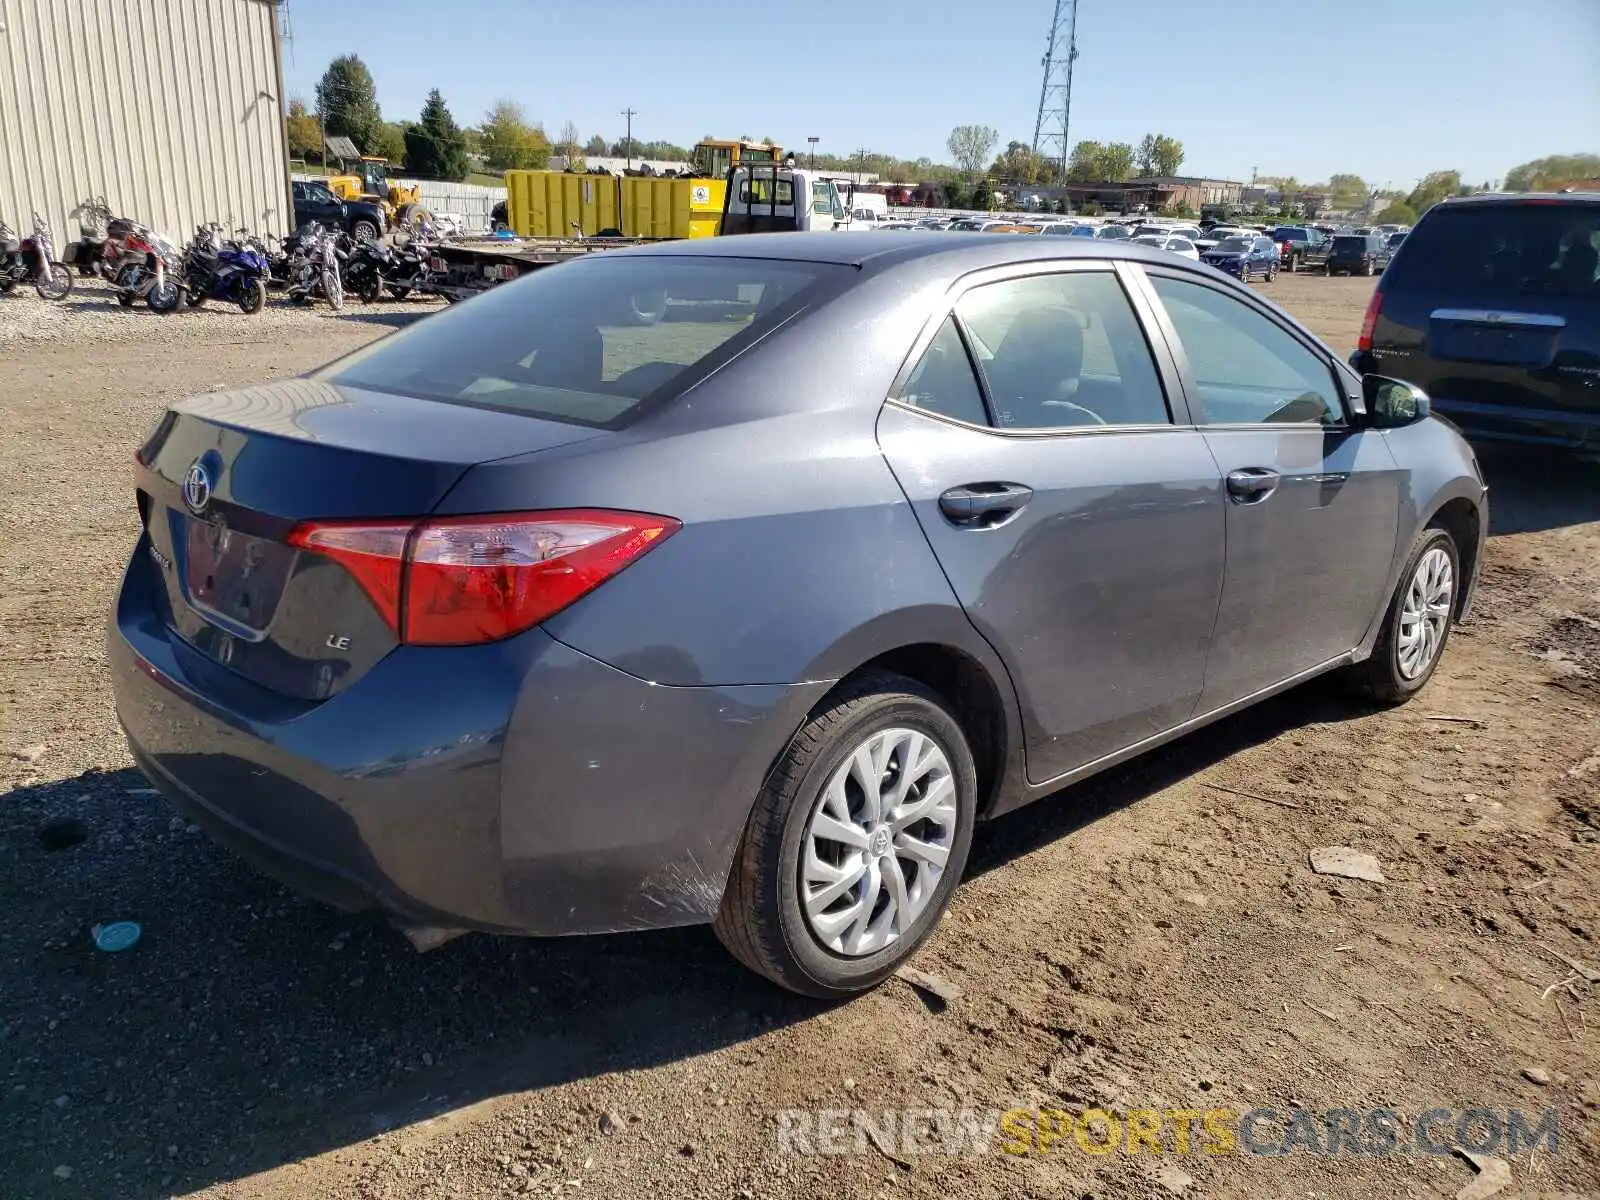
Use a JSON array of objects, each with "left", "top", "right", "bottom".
[{"left": 182, "top": 459, "right": 212, "bottom": 514}]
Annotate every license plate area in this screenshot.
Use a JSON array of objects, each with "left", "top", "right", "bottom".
[
  {"left": 1429, "top": 321, "right": 1558, "bottom": 367},
  {"left": 172, "top": 509, "right": 296, "bottom": 635}
]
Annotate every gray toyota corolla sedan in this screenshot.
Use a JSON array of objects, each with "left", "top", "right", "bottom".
[{"left": 111, "top": 233, "right": 1487, "bottom": 996}]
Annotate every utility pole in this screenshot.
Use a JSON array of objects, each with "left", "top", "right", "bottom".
[
  {"left": 807, "top": 136, "right": 819, "bottom": 169},
  {"left": 620, "top": 107, "right": 637, "bottom": 169},
  {"left": 855, "top": 146, "right": 868, "bottom": 185}
]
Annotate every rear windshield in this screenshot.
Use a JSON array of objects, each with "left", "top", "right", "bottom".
[
  {"left": 1332, "top": 235, "right": 1368, "bottom": 251},
  {"left": 1214, "top": 237, "right": 1251, "bottom": 252},
  {"left": 1275, "top": 228, "right": 1308, "bottom": 242},
  {"left": 1387, "top": 202, "right": 1600, "bottom": 299},
  {"left": 324, "top": 256, "right": 842, "bottom": 427}
]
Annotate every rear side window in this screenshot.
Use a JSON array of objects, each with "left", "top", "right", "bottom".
[
  {"left": 325, "top": 257, "right": 842, "bottom": 427},
  {"left": 1388, "top": 203, "right": 1600, "bottom": 298},
  {"left": 898, "top": 317, "right": 988, "bottom": 426}
]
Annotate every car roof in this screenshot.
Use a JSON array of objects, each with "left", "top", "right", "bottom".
[
  {"left": 607, "top": 230, "right": 1217, "bottom": 275},
  {"left": 1434, "top": 191, "right": 1600, "bottom": 208}
]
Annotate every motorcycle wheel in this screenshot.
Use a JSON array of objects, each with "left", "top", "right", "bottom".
[
  {"left": 35, "top": 264, "right": 74, "bottom": 301},
  {"left": 116, "top": 291, "right": 136, "bottom": 308},
  {"left": 0, "top": 277, "right": 15, "bottom": 295},
  {"left": 386, "top": 284, "right": 411, "bottom": 301},
  {"left": 323, "top": 269, "right": 344, "bottom": 312},
  {"left": 238, "top": 278, "right": 267, "bottom": 315},
  {"left": 185, "top": 287, "right": 208, "bottom": 308},
  {"left": 358, "top": 273, "right": 383, "bottom": 304},
  {"left": 147, "top": 282, "right": 181, "bottom": 314}
]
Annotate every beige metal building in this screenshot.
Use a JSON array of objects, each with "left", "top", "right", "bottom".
[{"left": 0, "top": 0, "right": 290, "bottom": 250}]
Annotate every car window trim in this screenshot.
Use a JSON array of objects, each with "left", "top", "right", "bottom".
[
  {"left": 1134, "top": 263, "right": 1354, "bottom": 429},
  {"left": 884, "top": 258, "right": 1198, "bottom": 434}
]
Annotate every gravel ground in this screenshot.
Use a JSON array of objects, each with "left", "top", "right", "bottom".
[{"left": 2, "top": 273, "right": 1598, "bottom": 1200}]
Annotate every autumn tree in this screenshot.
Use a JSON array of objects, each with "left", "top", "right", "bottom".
[
  {"left": 947, "top": 124, "right": 999, "bottom": 179},
  {"left": 1503, "top": 153, "right": 1600, "bottom": 191},
  {"left": 285, "top": 98, "right": 322, "bottom": 162},
  {"left": 314, "top": 55, "right": 383, "bottom": 154}
]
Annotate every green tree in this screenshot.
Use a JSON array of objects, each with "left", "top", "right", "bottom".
[
  {"left": 1374, "top": 201, "right": 1418, "bottom": 226},
  {"left": 1503, "top": 153, "right": 1600, "bottom": 191},
  {"left": 1101, "top": 142, "right": 1135, "bottom": 182},
  {"left": 1136, "top": 133, "right": 1184, "bottom": 177},
  {"left": 1066, "top": 140, "right": 1134, "bottom": 183},
  {"left": 314, "top": 55, "right": 383, "bottom": 154},
  {"left": 1406, "top": 170, "right": 1463, "bottom": 214},
  {"left": 285, "top": 98, "right": 322, "bottom": 162},
  {"left": 990, "top": 140, "right": 1048, "bottom": 185},
  {"left": 1326, "top": 173, "right": 1369, "bottom": 208},
  {"left": 373, "top": 122, "right": 407, "bottom": 166},
  {"left": 947, "top": 124, "right": 999, "bottom": 178},
  {"left": 584, "top": 134, "right": 608, "bottom": 156},
  {"left": 479, "top": 100, "right": 552, "bottom": 171},
  {"left": 404, "top": 89, "right": 469, "bottom": 181}
]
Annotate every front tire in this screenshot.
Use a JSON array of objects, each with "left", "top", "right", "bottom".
[
  {"left": 238, "top": 278, "right": 267, "bottom": 315},
  {"left": 146, "top": 281, "right": 180, "bottom": 313},
  {"left": 714, "top": 673, "right": 977, "bottom": 997},
  {"left": 35, "top": 263, "right": 74, "bottom": 301},
  {"left": 1349, "top": 527, "right": 1460, "bottom": 704}
]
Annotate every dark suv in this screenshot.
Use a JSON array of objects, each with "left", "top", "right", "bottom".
[
  {"left": 1326, "top": 233, "right": 1390, "bottom": 276},
  {"left": 1352, "top": 193, "right": 1600, "bottom": 451}
]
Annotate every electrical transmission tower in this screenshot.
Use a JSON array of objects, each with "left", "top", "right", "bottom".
[{"left": 1031, "top": 0, "right": 1080, "bottom": 178}]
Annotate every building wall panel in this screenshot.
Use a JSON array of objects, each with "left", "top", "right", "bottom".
[{"left": 0, "top": 0, "right": 290, "bottom": 251}]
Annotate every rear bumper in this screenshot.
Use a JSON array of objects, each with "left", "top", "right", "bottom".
[
  {"left": 1430, "top": 396, "right": 1600, "bottom": 451},
  {"left": 109, "top": 544, "right": 829, "bottom": 936}
]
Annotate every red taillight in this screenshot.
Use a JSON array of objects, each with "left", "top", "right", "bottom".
[
  {"left": 1357, "top": 288, "right": 1384, "bottom": 353},
  {"left": 287, "top": 510, "right": 679, "bottom": 647}
]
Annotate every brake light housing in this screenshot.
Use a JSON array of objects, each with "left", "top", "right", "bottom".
[
  {"left": 287, "top": 510, "right": 679, "bottom": 647},
  {"left": 1357, "top": 288, "right": 1384, "bottom": 353}
]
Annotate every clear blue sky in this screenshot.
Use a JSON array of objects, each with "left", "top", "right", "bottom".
[{"left": 282, "top": 0, "right": 1598, "bottom": 188}]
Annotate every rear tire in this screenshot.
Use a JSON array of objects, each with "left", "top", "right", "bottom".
[
  {"left": 1363, "top": 260, "right": 1375, "bottom": 277},
  {"left": 116, "top": 291, "right": 136, "bottom": 308},
  {"left": 714, "top": 672, "right": 977, "bottom": 997},
  {"left": 386, "top": 284, "right": 411, "bottom": 301},
  {"left": 1348, "top": 527, "right": 1460, "bottom": 704},
  {"left": 351, "top": 219, "right": 379, "bottom": 243}
]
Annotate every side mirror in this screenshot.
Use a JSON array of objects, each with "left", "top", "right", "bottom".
[{"left": 1362, "top": 374, "right": 1430, "bottom": 427}]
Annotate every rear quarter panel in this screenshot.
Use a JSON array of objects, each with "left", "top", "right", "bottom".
[{"left": 434, "top": 261, "right": 1010, "bottom": 691}]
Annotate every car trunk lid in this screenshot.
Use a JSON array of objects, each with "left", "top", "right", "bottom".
[{"left": 135, "top": 379, "right": 604, "bottom": 700}]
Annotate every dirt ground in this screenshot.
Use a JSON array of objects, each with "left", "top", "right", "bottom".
[{"left": 2, "top": 274, "right": 1596, "bottom": 1200}]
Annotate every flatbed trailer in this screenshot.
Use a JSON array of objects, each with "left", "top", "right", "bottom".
[
  {"left": 428, "top": 236, "right": 655, "bottom": 301},
  {"left": 427, "top": 163, "right": 854, "bottom": 301}
]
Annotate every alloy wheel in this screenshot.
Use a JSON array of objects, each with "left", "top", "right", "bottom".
[
  {"left": 1397, "top": 546, "right": 1453, "bottom": 680},
  {"left": 801, "top": 727, "right": 957, "bottom": 957}
]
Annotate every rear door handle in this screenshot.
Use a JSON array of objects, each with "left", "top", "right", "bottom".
[
  {"left": 938, "top": 482, "right": 1033, "bottom": 527},
  {"left": 1225, "top": 468, "right": 1280, "bottom": 503}
]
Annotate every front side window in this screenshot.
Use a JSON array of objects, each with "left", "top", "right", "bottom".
[
  {"left": 954, "top": 271, "right": 1170, "bottom": 429},
  {"left": 1150, "top": 276, "right": 1344, "bottom": 426},
  {"left": 326, "top": 257, "right": 843, "bottom": 428}
]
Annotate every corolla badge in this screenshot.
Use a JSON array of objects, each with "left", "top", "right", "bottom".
[{"left": 182, "top": 459, "right": 213, "bottom": 514}]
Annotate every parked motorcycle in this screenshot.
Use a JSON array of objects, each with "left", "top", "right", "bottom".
[
  {"left": 66, "top": 196, "right": 114, "bottom": 275},
  {"left": 342, "top": 234, "right": 397, "bottom": 304},
  {"left": 384, "top": 225, "right": 443, "bottom": 301},
  {"left": 284, "top": 222, "right": 344, "bottom": 310},
  {"left": 181, "top": 224, "right": 269, "bottom": 314},
  {"left": 0, "top": 212, "right": 75, "bottom": 300},
  {"left": 101, "top": 217, "right": 183, "bottom": 312}
]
